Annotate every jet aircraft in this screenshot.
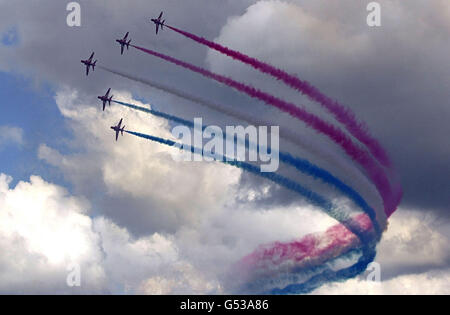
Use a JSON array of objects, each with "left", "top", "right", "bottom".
[
  {"left": 81, "top": 52, "right": 97, "bottom": 76},
  {"left": 151, "top": 12, "right": 165, "bottom": 34},
  {"left": 111, "top": 118, "right": 126, "bottom": 141},
  {"left": 98, "top": 88, "right": 113, "bottom": 111},
  {"left": 116, "top": 32, "right": 131, "bottom": 55}
]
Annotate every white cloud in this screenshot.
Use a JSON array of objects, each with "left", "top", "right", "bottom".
[
  {"left": 377, "top": 210, "right": 450, "bottom": 272},
  {"left": 313, "top": 269, "right": 450, "bottom": 295},
  {"left": 38, "top": 87, "right": 243, "bottom": 233},
  {"left": 0, "top": 173, "right": 105, "bottom": 293},
  {"left": 0, "top": 172, "right": 329, "bottom": 294},
  {"left": 0, "top": 173, "right": 182, "bottom": 294},
  {"left": 312, "top": 209, "right": 450, "bottom": 294},
  {"left": 137, "top": 261, "right": 221, "bottom": 294},
  {"left": 93, "top": 217, "right": 179, "bottom": 291},
  {"left": 207, "top": 0, "right": 370, "bottom": 73},
  {"left": 0, "top": 175, "right": 92, "bottom": 265}
]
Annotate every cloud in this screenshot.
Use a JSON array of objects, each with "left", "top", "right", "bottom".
[
  {"left": 0, "top": 171, "right": 338, "bottom": 294},
  {"left": 376, "top": 210, "right": 450, "bottom": 279},
  {"left": 1, "top": 170, "right": 448, "bottom": 294},
  {"left": 137, "top": 261, "right": 220, "bottom": 294},
  {"left": 0, "top": 125, "right": 24, "bottom": 149},
  {"left": 312, "top": 208, "right": 450, "bottom": 294},
  {"left": 0, "top": 173, "right": 187, "bottom": 294},
  {"left": 313, "top": 269, "right": 450, "bottom": 295},
  {"left": 0, "top": 173, "right": 105, "bottom": 293},
  {"left": 205, "top": 0, "right": 450, "bottom": 213},
  {"left": 38, "top": 87, "right": 243, "bottom": 235},
  {"left": 92, "top": 217, "right": 179, "bottom": 292}
]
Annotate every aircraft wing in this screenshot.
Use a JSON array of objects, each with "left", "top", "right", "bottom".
[
  {"left": 156, "top": 24, "right": 159, "bottom": 34},
  {"left": 121, "top": 45, "right": 124, "bottom": 55},
  {"left": 124, "top": 32, "right": 129, "bottom": 40},
  {"left": 86, "top": 65, "right": 89, "bottom": 76},
  {"left": 116, "top": 130, "right": 119, "bottom": 141},
  {"left": 106, "top": 88, "right": 111, "bottom": 97},
  {"left": 118, "top": 118, "right": 123, "bottom": 128},
  {"left": 158, "top": 12, "right": 163, "bottom": 19},
  {"left": 88, "top": 52, "right": 94, "bottom": 61}
]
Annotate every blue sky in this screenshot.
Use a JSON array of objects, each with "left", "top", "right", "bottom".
[{"left": 0, "top": 71, "right": 71, "bottom": 188}]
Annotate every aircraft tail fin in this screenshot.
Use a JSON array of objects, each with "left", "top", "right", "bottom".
[
  {"left": 161, "top": 20, "right": 165, "bottom": 29},
  {"left": 93, "top": 60, "right": 97, "bottom": 71},
  {"left": 121, "top": 127, "right": 125, "bottom": 136}
]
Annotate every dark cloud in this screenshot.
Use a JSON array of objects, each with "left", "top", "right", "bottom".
[{"left": 205, "top": 0, "right": 450, "bottom": 216}]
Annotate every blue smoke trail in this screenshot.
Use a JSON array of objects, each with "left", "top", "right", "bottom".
[
  {"left": 269, "top": 245, "right": 376, "bottom": 294},
  {"left": 241, "top": 245, "right": 372, "bottom": 294},
  {"left": 100, "top": 65, "right": 382, "bottom": 215},
  {"left": 124, "top": 129, "right": 377, "bottom": 294},
  {"left": 114, "top": 100, "right": 381, "bottom": 238},
  {"left": 125, "top": 130, "right": 371, "bottom": 238}
]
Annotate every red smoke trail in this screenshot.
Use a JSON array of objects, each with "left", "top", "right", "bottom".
[
  {"left": 131, "top": 44, "right": 401, "bottom": 216},
  {"left": 234, "top": 213, "right": 373, "bottom": 287},
  {"left": 166, "top": 25, "right": 392, "bottom": 170},
  {"left": 99, "top": 65, "right": 384, "bottom": 223}
]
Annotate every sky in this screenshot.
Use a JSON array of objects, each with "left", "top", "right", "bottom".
[{"left": 0, "top": 0, "right": 449, "bottom": 294}]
